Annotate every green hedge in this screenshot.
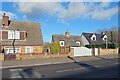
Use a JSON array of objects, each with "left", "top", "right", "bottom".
[{"left": 85, "top": 43, "right": 117, "bottom": 49}]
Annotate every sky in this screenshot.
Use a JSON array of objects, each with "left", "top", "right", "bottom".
[{"left": 0, "top": 1, "right": 119, "bottom": 43}]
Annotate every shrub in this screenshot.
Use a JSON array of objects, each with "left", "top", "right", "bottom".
[
  {"left": 85, "top": 43, "right": 116, "bottom": 49},
  {"left": 42, "top": 46, "right": 44, "bottom": 53},
  {"left": 50, "top": 42, "right": 60, "bottom": 54}
]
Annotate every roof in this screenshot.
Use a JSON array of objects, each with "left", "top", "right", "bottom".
[
  {"left": 52, "top": 34, "right": 84, "bottom": 47},
  {"left": 82, "top": 32, "right": 111, "bottom": 44},
  {"left": 0, "top": 19, "right": 43, "bottom": 46}
]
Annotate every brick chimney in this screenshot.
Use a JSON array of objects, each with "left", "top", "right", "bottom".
[
  {"left": 2, "top": 13, "right": 9, "bottom": 26},
  {"left": 65, "top": 29, "right": 69, "bottom": 36},
  {"left": 101, "top": 32, "right": 105, "bottom": 35}
]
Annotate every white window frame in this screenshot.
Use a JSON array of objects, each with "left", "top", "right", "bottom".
[
  {"left": 91, "top": 34, "right": 96, "bottom": 41},
  {"left": 60, "top": 41, "right": 64, "bottom": 46},
  {"left": 25, "top": 47, "right": 33, "bottom": 53},
  {"left": 8, "top": 30, "right": 20, "bottom": 39},
  {"left": 15, "top": 31, "right": 20, "bottom": 39},
  {"left": 5, "top": 47, "right": 21, "bottom": 54},
  {"left": 76, "top": 41, "right": 80, "bottom": 46},
  {"left": 102, "top": 35, "right": 107, "bottom": 41},
  {"left": 8, "top": 30, "right": 14, "bottom": 39}
]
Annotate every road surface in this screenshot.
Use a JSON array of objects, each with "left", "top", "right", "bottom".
[{"left": 1, "top": 57, "right": 119, "bottom": 78}]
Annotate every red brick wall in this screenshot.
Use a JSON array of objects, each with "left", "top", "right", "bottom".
[
  {"left": 0, "top": 53, "right": 4, "bottom": 61},
  {"left": 16, "top": 52, "right": 69, "bottom": 60}
]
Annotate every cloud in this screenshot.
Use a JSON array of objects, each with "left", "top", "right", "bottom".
[
  {"left": 91, "top": 6, "right": 118, "bottom": 21},
  {"left": 0, "top": 11, "right": 18, "bottom": 19},
  {"left": 58, "top": 2, "right": 118, "bottom": 21},
  {"left": 17, "top": 2, "right": 65, "bottom": 20},
  {"left": 16, "top": 2, "right": 118, "bottom": 22},
  {"left": 57, "top": 2, "right": 91, "bottom": 20}
]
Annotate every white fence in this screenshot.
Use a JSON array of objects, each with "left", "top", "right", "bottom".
[{"left": 71, "top": 47, "right": 98, "bottom": 57}]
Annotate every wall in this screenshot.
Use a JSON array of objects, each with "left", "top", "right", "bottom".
[
  {"left": 99, "top": 48, "right": 119, "bottom": 55},
  {"left": 81, "top": 35, "right": 89, "bottom": 46},
  {"left": 2, "top": 46, "right": 42, "bottom": 53},
  {"left": 0, "top": 53, "right": 4, "bottom": 61},
  {"left": 16, "top": 52, "right": 70, "bottom": 60}
]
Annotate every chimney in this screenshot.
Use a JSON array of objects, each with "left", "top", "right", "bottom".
[
  {"left": 65, "top": 29, "right": 69, "bottom": 36},
  {"left": 2, "top": 13, "right": 9, "bottom": 26},
  {"left": 101, "top": 32, "right": 105, "bottom": 35}
]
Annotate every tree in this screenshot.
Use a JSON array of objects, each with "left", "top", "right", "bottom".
[
  {"left": 44, "top": 42, "right": 51, "bottom": 49},
  {"left": 97, "top": 26, "right": 118, "bottom": 43},
  {"left": 50, "top": 42, "right": 60, "bottom": 54},
  {"left": 42, "top": 42, "right": 51, "bottom": 52}
]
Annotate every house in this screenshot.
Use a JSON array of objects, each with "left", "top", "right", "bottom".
[
  {"left": 81, "top": 32, "right": 111, "bottom": 46},
  {"left": 52, "top": 30, "right": 83, "bottom": 53},
  {"left": 0, "top": 13, "right": 43, "bottom": 54}
]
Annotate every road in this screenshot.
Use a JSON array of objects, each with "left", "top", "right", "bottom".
[{"left": 1, "top": 57, "right": 119, "bottom": 78}]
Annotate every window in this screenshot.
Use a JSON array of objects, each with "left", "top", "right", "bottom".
[
  {"left": 102, "top": 35, "right": 107, "bottom": 41},
  {"left": 8, "top": 30, "right": 14, "bottom": 39},
  {"left": 8, "top": 30, "right": 20, "bottom": 39},
  {"left": 60, "top": 41, "right": 64, "bottom": 46},
  {"left": 5, "top": 47, "right": 21, "bottom": 54},
  {"left": 91, "top": 34, "right": 96, "bottom": 41},
  {"left": 76, "top": 41, "right": 80, "bottom": 46},
  {"left": 93, "top": 37, "right": 95, "bottom": 40},
  {"left": 104, "top": 38, "right": 107, "bottom": 41},
  {"left": 15, "top": 31, "right": 20, "bottom": 39},
  {"left": 25, "top": 47, "right": 33, "bottom": 53}
]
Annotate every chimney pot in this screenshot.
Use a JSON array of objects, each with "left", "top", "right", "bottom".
[
  {"left": 2, "top": 12, "right": 9, "bottom": 26},
  {"left": 101, "top": 32, "right": 105, "bottom": 35},
  {"left": 4, "top": 13, "right": 5, "bottom": 16},
  {"left": 65, "top": 29, "right": 69, "bottom": 36}
]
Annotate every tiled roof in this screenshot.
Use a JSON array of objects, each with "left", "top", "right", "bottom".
[
  {"left": 52, "top": 34, "right": 84, "bottom": 47},
  {"left": 0, "top": 19, "right": 43, "bottom": 46},
  {"left": 82, "top": 32, "right": 111, "bottom": 44}
]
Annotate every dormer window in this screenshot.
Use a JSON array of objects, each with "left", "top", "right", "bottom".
[
  {"left": 76, "top": 41, "right": 80, "bottom": 46},
  {"left": 91, "top": 34, "right": 96, "bottom": 40},
  {"left": 60, "top": 41, "right": 64, "bottom": 46},
  {"left": 102, "top": 35, "right": 107, "bottom": 41},
  {"left": 8, "top": 30, "right": 20, "bottom": 39}
]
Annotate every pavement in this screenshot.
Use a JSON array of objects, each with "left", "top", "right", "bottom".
[{"left": 1, "top": 54, "right": 119, "bottom": 69}]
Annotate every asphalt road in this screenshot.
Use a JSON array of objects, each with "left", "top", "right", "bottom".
[{"left": 1, "top": 57, "right": 119, "bottom": 78}]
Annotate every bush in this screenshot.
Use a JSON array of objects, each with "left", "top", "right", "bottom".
[
  {"left": 42, "top": 46, "right": 44, "bottom": 52},
  {"left": 85, "top": 43, "right": 116, "bottom": 49},
  {"left": 50, "top": 42, "right": 60, "bottom": 54}
]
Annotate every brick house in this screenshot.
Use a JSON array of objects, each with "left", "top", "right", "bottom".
[
  {"left": 0, "top": 13, "right": 43, "bottom": 54},
  {"left": 81, "top": 32, "right": 111, "bottom": 46},
  {"left": 52, "top": 30, "right": 84, "bottom": 53}
]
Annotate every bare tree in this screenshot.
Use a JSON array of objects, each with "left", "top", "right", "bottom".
[{"left": 97, "top": 26, "right": 118, "bottom": 43}]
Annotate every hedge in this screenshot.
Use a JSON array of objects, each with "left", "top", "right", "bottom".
[{"left": 85, "top": 43, "right": 117, "bottom": 49}]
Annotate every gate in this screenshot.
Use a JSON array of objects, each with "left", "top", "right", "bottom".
[
  {"left": 71, "top": 47, "right": 98, "bottom": 57},
  {"left": 4, "top": 53, "right": 16, "bottom": 60}
]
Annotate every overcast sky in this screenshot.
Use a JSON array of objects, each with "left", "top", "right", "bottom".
[{"left": 1, "top": 1, "right": 118, "bottom": 42}]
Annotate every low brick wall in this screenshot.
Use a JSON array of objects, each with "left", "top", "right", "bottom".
[
  {"left": 99, "top": 48, "right": 119, "bottom": 55},
  {"left": 0, "top": 53, "right": 4, "bottom": 61},
  {"left": 16, "top": 52, "right": 70, "bottom": 60}
]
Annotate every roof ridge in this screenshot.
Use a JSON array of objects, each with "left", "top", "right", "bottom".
[
  {"left": 10, "top": 20, "right": 40, "bottom": 23},
  {"left": 83, "top": 32, "right": 102, "bottom": 35},
  {"left": 52, "top": 34, "right": 81, "bottom": 37}
]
